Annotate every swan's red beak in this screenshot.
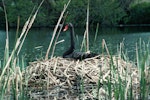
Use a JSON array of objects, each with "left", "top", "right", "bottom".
[{"left": 63, "top": 25, "right": 69, "bottom": 31}]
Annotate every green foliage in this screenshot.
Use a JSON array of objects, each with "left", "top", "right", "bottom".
[
  {"left": 0, "top": 10, "right": 5, "bottom": 27},
  {"left": 64, "top": 0, "right": 127, "bottom": 26},
  {"left": 66, "top": 0, "right": 87, "bottom": 26},
  {"left": 90, "top": 0, "right": 127, "bottom": 26},
  {"left": 136, "top": 39, "right": 149, "bottom": 99},
  {"left": 5, "top": 0, "right": 35, "bottom": 27},
  {"left": 48, "top": 0, "right": 68, "bottom": 25},
  {"left": 128, "top": 2, "right": 150, "bottom": 24},
  {"left": 3, "top": 0, "right": 150, "bottom": 27}
]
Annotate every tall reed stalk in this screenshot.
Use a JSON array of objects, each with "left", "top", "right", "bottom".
[
  {"left": 51, "top": 12, "right": 68, "bottom": 58},
  {"left": 2, "top": 0, "right": 9, "bottom": 71},
  {"left": 80, "top": 0, "right": 90, "bottom": 52},
  {"left": 94, "top": 23, "right": 99, "bottom": 43},
  {"left": 136, "top": 40, "right": 149, "bottom": 99},
  {"left": 86, "top": 0, "right": 89, "bottom": 52},
  {"left": 45, "top": 0, "right": 71, "bottom": 60}
]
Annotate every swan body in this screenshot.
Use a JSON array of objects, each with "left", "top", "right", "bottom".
[{"left": 63, "top": 23, "right": 98, "bottom": 60}]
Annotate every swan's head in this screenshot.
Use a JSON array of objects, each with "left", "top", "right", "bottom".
[{"left": 63, "top": 23, "right": 73, "bottom": 31}]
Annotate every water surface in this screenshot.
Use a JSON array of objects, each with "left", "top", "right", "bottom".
[{"left": 0, "top": 26, "right": 150, "bottom": 64}]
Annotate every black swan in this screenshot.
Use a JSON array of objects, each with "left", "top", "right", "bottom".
[{"left": 62, "top": 23, "right": 98, "bottom": 60}]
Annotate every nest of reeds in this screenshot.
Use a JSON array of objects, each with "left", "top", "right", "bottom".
[{"left": 22, "top": 55, "right": 150, "bottom": 100}]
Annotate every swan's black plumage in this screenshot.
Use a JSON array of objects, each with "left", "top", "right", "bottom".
[{"left": 63, "top": 23, "right": 98, "bottom": 60}]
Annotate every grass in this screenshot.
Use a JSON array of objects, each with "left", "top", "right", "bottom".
[
  {"left": 0, "top": 0, "right": 150, "bottom": 100},
  {"left": 96, "top": 38, "right": 150, "bottom": 100},
  {"left": 136, "top": 40, "right": 149, "bottom": 99}
]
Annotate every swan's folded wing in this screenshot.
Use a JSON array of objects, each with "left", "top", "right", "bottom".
[{"left": 72, "top": 52, "right": 98, "bottom": 60}]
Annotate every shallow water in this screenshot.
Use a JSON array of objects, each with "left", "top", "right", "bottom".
[{"left": 0, "top": 26, "right": 150, "bottom": 64}]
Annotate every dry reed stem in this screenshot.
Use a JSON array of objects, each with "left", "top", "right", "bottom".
[
  {"left": 45, "top": 0, "right": 71, "bottom": 60},
  {"left": 102, "top": 39, "right": 110, "bottom": 57},
  {"left": 51, "top": 12, "right": 68, "bottom": 58},
  {"left": 80, "top": 30, "right": 87, "bottom": 51},
  {"left": 80, "top": 0, "right": 90, "bottom": 52},
  {"left": 2, "top": 0, "right": 9, "bottom": 48},
  {"left": 17, "top": 0, "right": 44, "bottom": 56},
  {"left": 86, "top": 0, "right": 89, "bottom": 52}
]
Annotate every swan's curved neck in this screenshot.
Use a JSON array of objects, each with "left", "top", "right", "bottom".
[
  {"left": 70, "top": 24, "right": 75, "bottom": 49},
  {"left": 63, "top": 23, "right": 75, "bottom": 58}
]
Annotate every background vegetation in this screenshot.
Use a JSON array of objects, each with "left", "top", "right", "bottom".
[
  {"left": 128, "top": 2, "right": 150, "bottom": 24},
  {"left": 0, "top": 0, "right": 150, "bottom": 27}
]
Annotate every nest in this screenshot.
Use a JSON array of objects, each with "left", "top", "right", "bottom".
[{"left": 23, "top": 55, "right": 150, "bottom": 100}]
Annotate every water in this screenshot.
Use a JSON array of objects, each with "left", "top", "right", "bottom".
[{"left": 0, "top": 26, "right": 150, "bottom": 64}]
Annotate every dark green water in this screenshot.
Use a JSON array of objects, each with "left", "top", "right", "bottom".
[{"left": 0, "top": 26, "right": 150, "bottom": 64}]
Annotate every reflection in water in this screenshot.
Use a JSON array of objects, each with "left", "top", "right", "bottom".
[{"left": 0, "top": 27, "right": 150, "bottom": 64}]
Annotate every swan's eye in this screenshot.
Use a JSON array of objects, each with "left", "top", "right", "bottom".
[{"left": 63, "top": 25, "right": 69, "bottom": 31}]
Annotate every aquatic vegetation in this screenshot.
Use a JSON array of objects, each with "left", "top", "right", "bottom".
[{"left": 0, "top": 0, "right": 149, "bottom": 100}]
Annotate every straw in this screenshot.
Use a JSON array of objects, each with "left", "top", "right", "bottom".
[{"left": 22, "top": 55, "right": 146, "bottom": 99}]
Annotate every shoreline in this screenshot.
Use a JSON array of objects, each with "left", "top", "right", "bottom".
[{"left": 1, "top": 24, "right": 150, "bottom": 30}]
